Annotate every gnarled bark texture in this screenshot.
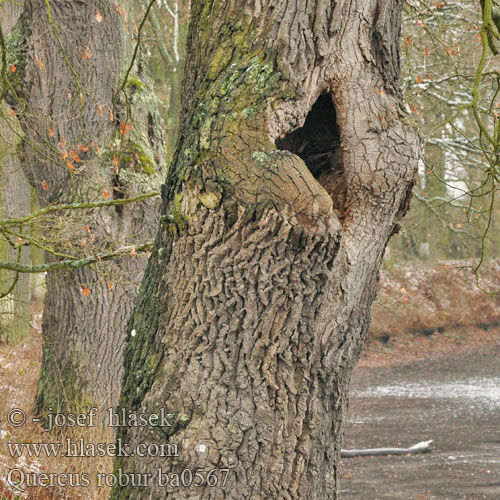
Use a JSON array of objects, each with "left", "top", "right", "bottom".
[
  {"left": 114, "top": 1, "right": 418, "bottom": 499},
  {"left": 16, "top": 0, "right": 164, "bottom": 411}
]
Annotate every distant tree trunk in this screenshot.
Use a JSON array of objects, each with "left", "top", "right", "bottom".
[
  {"left": 114, "top": 1, "right": 418, "bottom": 499},
  {"left": 166, "top": 59, "right": 183, "bottom": 162},
  {"left": 147, "top": 0, "right": 189, "bottom": 163},
  {"left": 15, "top": 0, "right": 164, "bottom": 411},
  {"left": 0, "top": 0, "right": 31, "bottom": 344}
]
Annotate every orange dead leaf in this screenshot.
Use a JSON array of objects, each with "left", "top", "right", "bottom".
[
  {"left": 114, "top": 3, "right": 127, "bottom": 21},
  {"left": 69, "top": 150, "right": 81, "bottom": 163},
  {"left": 119, "top": 121, "right": 133, "bottom": 135},
  {"left": 10, "top": 64, "right": 16, "bottom": 73},
  {"left": 82, "top": 285, "right": 90, "bottom": 297},
  {"left": 406, "top": 36, "right": 412, "bottom": 46},
  {"left": 82, "top": 46, "right": 93, "bottom": 60},
  {"left": 120, "top": 122, "right": 127, "bottom": 135},
  {"left": 410, "top": 104, "right": 416, "bottom": 113},
  {"left": 96, "top": 10, "right": 103, "bottom": 23},
  {"left": 113, "top": 155, "right": 119, "bottom": 173},
  {"left": 35, "top": 55, "right": 43, "bottom": 70},
  {"left": 85, "top": 225, "right": 95, "bottom": 243},
  {"left": 48, "top": 126, "right": 54, "bottom": 137},
  {"left": 424, "top": 47, "right": 430, "bottom": 57},
  {"left": 42, "top": 180, "right": 49, "bottom": 191},
  {"left": 97, "top": 104, "right": 103, "bottom": 116}
]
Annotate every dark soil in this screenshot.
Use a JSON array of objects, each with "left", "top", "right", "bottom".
[{"left": 341, "top": 346, "right": 500, "bottom": 499}]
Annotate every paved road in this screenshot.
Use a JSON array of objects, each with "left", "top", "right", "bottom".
[{"left": 341, "top": 346, "right": 500, "bottom": 500}]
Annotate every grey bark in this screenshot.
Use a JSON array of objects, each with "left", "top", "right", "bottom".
[
  {"left": 114, "top": 1, "right": 419, "bottom": 499},
  {"left": 16, "top": 0, "right": 164, "bottom": 411},
  {"left": 0, "top": 0, "right": 31, "bottom": 343}
]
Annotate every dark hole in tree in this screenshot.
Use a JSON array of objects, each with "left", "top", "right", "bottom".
[{"left": 275, "top": 92, "right": 346, "bottom": 212}]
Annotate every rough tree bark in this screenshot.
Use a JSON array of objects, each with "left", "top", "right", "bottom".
[
  {"left": 0, "top": 0, "right": 32, "bottom": 343},
  {"left": 0, "top": 115, "right": 31, "bottom": 343},
  {"left": 13, "top": 0, "right": 165, "bottom": 411},
  {"left": 114, "top": 1, "right": 418, "bottom": 499}
]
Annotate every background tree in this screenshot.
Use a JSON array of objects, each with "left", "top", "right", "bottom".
[
  {"left": 144, "top": 0, "right": 190, "bottom": 163},
  {"left": 2, "top": 0, "right": 166, "bottom": 412},
  {"left": 114, "top": 1, "right": 418, "bottom": 499},
  {"left": 0, "top": 0, "right": 32, "bottom": 343}
]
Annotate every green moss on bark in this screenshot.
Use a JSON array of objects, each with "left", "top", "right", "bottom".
[{"left": 4, "top": 20, "right": 26, "bottom": 100}]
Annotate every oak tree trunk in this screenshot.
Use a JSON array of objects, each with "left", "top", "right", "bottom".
[
  {"left": 115, "top": 1, "right": 418, "bottom": 499},
  {"left": 0, "top": 0, "right": 32, "bottom": 343},
  {"left": 16, "top": 0, "right": 164, "bottom": 411}
]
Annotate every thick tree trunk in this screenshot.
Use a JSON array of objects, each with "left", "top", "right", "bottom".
[
  {"left": 16, "top": 0, "right": 164, "bottom": 411},
  {"left": 0, "top": 115, "right": 31, "bottom": 343},
  {"left": 114, "top": 1, "right": 418, "bottom": 499},
  {"left": 0, "top": 0, "right": 32, "bottom": 343}
]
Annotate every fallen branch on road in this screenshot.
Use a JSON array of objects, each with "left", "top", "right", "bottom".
[{"left": 341, "top": 440, "right": 433, "bottom": 458}]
